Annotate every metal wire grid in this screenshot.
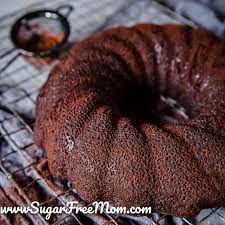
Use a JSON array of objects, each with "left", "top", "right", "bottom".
[
  {"left": 0, "top": 108, "right": 123, "bottom": 225},
  {"left": 0, "top": 0, "right": 225, "bottom": 224}
]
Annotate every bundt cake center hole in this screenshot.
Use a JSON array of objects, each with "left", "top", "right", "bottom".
[{"left": 120, "top": 87, "right": 189, "bottom": 126}]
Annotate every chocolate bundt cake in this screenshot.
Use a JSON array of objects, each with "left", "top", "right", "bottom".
[{"left": 34, "top": 24, "right": 225, "bottom": 217}]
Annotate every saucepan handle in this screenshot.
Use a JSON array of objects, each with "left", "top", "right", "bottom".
[{"left": 56, "top": 5, "right": 73, "bottom": 18}]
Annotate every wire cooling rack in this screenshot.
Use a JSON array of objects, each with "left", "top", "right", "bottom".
[{"left": 0, "top": 0, "right": 225, "bottom": 224}]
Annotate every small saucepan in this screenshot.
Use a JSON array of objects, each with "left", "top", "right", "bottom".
[{"left": 0, "top": 5, "right": 73, "bottom": 74}]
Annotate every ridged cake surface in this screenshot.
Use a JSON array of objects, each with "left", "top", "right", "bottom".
[{"left": 34, "top": 24, "right": 225, "bottom": 217}]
